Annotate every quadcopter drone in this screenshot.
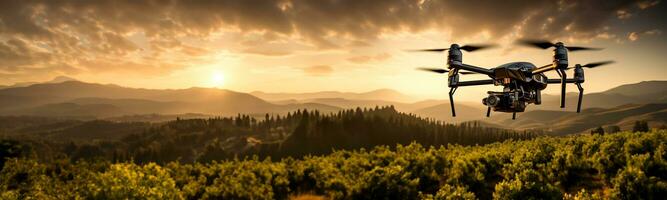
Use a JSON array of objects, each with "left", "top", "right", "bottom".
[{"left": 413, "top": 40, "right": 614, "bottom": 119}]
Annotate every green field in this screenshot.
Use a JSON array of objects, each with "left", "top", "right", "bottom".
[{"left": 2, "top": 130, "right": 666, "bottom": 199}]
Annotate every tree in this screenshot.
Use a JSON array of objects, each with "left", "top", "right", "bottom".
[
  {"left": 591, "top": 126, "right": 605, "bottom": 135},
  {"left": 0, "top": 140, "right": 28, "bottom": 169},
  {"left": 606, "top": 125, "right": 621, "bottom": 134},
  {"left": 633, "top": 121, "right": 649, "bottom": 132}
]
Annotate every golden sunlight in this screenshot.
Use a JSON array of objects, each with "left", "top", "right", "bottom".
[{"left": 210, "top": 71, "right": 225, "bottom": 87}]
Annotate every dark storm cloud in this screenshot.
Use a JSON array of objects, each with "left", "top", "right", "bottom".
[{"left": 0, "top": 0, "right": 659, "bottom": 79}]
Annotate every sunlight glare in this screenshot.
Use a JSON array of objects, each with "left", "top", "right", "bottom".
[{"left": 211, "top": 71, "right": 225, "bottom": 87}]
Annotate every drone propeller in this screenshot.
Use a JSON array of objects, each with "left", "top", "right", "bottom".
[
  {"left": 409, "top": 44, "right": 497, "bottom": 52},
  {"left": 568, "top": 61, "right": 615, "bottom": 69},
  {"left": 516, "top": 39, "right": 602, "bottom": 51},
  {"left": 417, "top": 68, "right": 478, "bottom": 75}
]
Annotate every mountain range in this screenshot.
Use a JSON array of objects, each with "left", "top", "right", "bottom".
[
  {"left": 482, "top": 103, "right": 667, "bottom": 135},
  {"left": 1, "top": 77, "right": 666, "bottom": 134},
  {"left": 251, "top": 89, "right": 416, "bottom": 103},
  {"left": 0, "top": 79, "right": 339, "bottom": 118}
]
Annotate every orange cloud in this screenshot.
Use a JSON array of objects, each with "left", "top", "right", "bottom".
[
  {"left": 303, "top": 65, "right": 333, "bottom": 76},
  {"left": 0, "top": 0, "right": 659, "bottom": 82}
]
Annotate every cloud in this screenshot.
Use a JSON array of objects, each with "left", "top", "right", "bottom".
[
  {"left": 0, "top": 0, "right": 660, "bottom": 81},
  {"left": 616, "top": 10, "right": 632, "bottom": 19},
  {"left": 347, "top": 56, "right": 372, "bottom": 64},
  {"left": 303, "top": 65, "right": 333, "bottom": 76},
  {"left": 637, "top": 0, "right": 661, "bottom": 9},
  {"left": 628, "top": 29, "right": 663, "bottom": 41},
  {"left": 628, "top": 32, "right": 640, "bottom": 41},
  {"left": 347, "top": 53, "right": 392, "bottom": 64},
  {"left": 241, "top": 48, "right": 292, "bottom": 56}
]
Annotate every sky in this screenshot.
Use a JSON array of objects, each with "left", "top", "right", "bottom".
[{"left": 1, "top": 0, "right": 666, "bottom": 101}]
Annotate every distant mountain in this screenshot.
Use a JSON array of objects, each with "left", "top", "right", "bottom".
[
  {"left": 0, "top": 81, "right": 342, "bottom": 117},
  {"left": 293, "top": 98, "right": 445, "bottom": 112},
  {"left": 251, "top": 88, "right": 416, "bottom": 103},
  {"left": 21, "top": 103, "right": 126, "bottom": 118},
  {"left": 47, "top": 76, "right": 78, "bottom": 83},
  {"left": 0, "top": 75, "right": 78, "bottom": 89},
  {"left": 3, "top": 79, "right": 666, "bottom": 126},
  {"left": 538, "top": 81, "right": 667, "bottom": 111},
  {"left": 603, "top": 80, "right": 667, "bottom": 96},
  {"left": 412, "top": 103, "right": 486, "bottom": 123},
  {"left": 104, "top": 113, "right": 213, "bottom": 123},
  {"left": 482, "top": 103, "right": 667, "bottom": 135}
]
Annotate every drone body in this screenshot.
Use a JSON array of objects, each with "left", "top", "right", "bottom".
[{"left": 415, "top": 41, "right": 612, "bottom": 119}]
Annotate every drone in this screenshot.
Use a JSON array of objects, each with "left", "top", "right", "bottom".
[{"left": 413, "top": 40, "right": 614, "bottom": 120}]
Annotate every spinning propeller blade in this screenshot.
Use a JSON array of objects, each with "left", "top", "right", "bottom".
[
  {"left": 416, "top": 68, "right": 477, "bottom": 74},
  {"left": 567, "top": 61, "right": 615, "bottom": 69},
  {"left": 565, "top": 46, "right": 603, "bottom": 51},
  {"left": 459, "top": 44, "right": 497, "bottom": 52},
  {"left": 580, "top": 61, "right": 615, "bottom": 68},
  {"left": 409, "top": 48, "right": 450, "bottom": 52},
  {"left": 417, "top": 67, "right": 448, "bottom": 73},
  {"left": 408, "top": 44, "right": 496, "bottom": 52},
  {"left": 516, "top": 39, "right": 554, "bottom": 49},
  {"left": 516, "top": 39, "right": 602, "bottom": 51}
]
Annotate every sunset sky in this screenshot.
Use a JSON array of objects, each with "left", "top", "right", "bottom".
[{"left": 1, "top": 0, "right": 666, "bottom": 101}]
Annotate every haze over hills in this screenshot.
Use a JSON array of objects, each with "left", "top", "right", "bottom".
[
  {"left": 0, "top": 75, "right": 76, "bottom": 89},
  {"left": 482, "top": 103, "right": 667, "bottom": 135},
  {"left": 1, "top": 78, "right": 665, "bottom": 133},
  {"left": 0, "top": 80, "right": 341, "bottom": 117},
  {"left": 251, "top": 88, "right": 416, "bottom": 103},
  {"left": 419, "top": 81, "right": 667, "bottom": 120}
]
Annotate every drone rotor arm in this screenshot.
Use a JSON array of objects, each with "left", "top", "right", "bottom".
[
  {"left": 449, "top": 63, "right": 494, "bottom": 75},
  {"left": 452, "top": 79, "right": 495, "bottom": 87},
  {"left": 531, "top": 64, "right": 557, "bottom": 74},
  {"left": 546, "top": 78, "right": 578, "bottom": 84}
]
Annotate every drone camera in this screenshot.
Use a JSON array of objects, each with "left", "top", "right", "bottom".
[{"left": 483, "top": 92, "right": 527, "bottom": 112}]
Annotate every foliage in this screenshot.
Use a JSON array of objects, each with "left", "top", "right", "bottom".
[
  {"left": 3, "top": 106, "right": 539, "bottom": 164},
  {"left": 633, "top": 120, "right": 650, "bottom": 132},
  {"left": 607, "top": 125, "right": 621, "bottom": 134},
  {"left": 590, "top": 126, "right": 604, "bottom": 135},
  {"left": 1, "top": 130, "right": 666, "bottom": 199},
  {"left": 0, "top": 139, "right": 30, "bottom": 169}
]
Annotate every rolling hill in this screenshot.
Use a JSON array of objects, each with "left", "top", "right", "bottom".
[
  {"left": 412, "top": 102, "right": 485, "bottom": 123},
  {"left": 1, "top": 79, "right": 666, "bottom": 132},
  {"left": 279, "top": 98, "right": 450, "bottom": 113},
  {"left": 537, "top": 80, "right": 667, "bottom": 111},
  {"left": 482, "top": 103, "right": 667, "bottom": 135},
  {"left": 0, "top": 81, "right": 341, "bottom": 117},
  {"left": 251, "top": 88, "right": 416, "bottom": 103}
]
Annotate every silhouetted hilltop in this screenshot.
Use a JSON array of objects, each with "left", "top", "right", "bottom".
[
  {"left": 251, "top": 88, "right": 416, "bottom": 103},
  {"left": 0, "top": 81, "right": 341, "bottom": 116},
  {"left": 1, "top": 107, "right": 538, "bottom": 163},
  {"left": 483, "top": 103, "right": 667, "bottom": 135}
]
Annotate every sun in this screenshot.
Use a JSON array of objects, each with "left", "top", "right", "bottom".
[{"left": 210, "top": 72, "right": 225, "bottom": 87}]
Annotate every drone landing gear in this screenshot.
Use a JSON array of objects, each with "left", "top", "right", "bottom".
[
  {"left": 449, "top": 87, "right": 458, "bottom": 117},
  {"left": 556, "top": 69, "right": 567, "bottom": 108},
  {"left": 486, "top": 107, "right": 491, "bottom": 117},
  {"left": 576, "top": 83, "right": 583, "bottom": 113},
  {"left": 512, "top": 112, "right": 516, "bottom": 120}
]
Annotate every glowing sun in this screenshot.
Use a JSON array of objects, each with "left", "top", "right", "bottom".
[{"left": 210, "top": 72, "right": 225, "bottom": 87}]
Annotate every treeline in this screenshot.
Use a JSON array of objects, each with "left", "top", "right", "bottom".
[
  {"left": 1, "top": 130, "right": 665, "bottom": 199},
  {"left": 1, "top": 106, "right": 539, "bottom": 163}
]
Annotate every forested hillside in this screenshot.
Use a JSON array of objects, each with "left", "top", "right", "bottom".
[
  {"left": 2, "top": 130, "right": 665, "bottom": 199},
  {"left": 0, "top": 106, "right": 537, "bottom": 163}
]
